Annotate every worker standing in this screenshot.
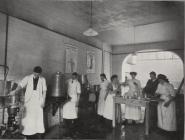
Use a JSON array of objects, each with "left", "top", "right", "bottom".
[
  {"left": 103, "top": 75, "right": 121, "bottom": 129},
  {"left": 124, "top": 72, "right": 142, "bottom": 124},
  {"left": 10, "top": 66, "right": 47, "bottom": 139},
  {"left": 97, "top": 73, "right": 109, "bottom": 121},
  {"left": 62, "top": 72, "right": 81, "bottom": 137}
]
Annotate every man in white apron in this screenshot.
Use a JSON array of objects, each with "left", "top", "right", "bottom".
[
  {"left": 10, "top": 66, "right": 47, "bottom": 139},
  {"left": 97, "top": 73, "right": 109, "bottom": 121},
  {"left": 62, "top": 72, "right": 81, "bottom": 137}
]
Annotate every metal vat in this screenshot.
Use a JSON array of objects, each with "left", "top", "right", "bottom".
[
  {"left": 6, "top": 94, "right": 20, "bottom": 107},
  {"left": 0, "top": 80, "right": 11, "bottom": 96},
  {"left": 50, "top": 72, "right": 66, "bottom": 98}
]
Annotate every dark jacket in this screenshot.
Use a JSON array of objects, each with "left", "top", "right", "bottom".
[{"left": 143, "top": 79, "right": 159, "bottom": 97}]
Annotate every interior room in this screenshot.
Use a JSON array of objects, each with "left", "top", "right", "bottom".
[{"left": 0, "top": 0, "right": 184, "bottom": 140}]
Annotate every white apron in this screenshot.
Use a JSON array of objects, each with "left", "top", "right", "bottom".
[
  {"left": 22, "top": 91, "right": 44, "bottom": 135},
  {"left": 156, "top": 83, "right": 176, "bottom": 131},
  {"left": 63, "top": 95, "right": 78, "bottom": 119},
  {"left": 63, "top": 79, "right": 81, "bottom": 119},
  {"left": 125, "top": 79, "right": 142, "bottom": 121},
  {"left": 103, "top": 85, "right": 117, "bottom": 120},
  {"left": 97, "top": 80, "right": 109, "bottom": 116},
  {"left": 19, "top": 74, "right": 47, "bottom": 135}
]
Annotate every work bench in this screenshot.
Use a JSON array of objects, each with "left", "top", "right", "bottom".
[{"left": 113, "top": 96, "right": 158, "bottom": 135}]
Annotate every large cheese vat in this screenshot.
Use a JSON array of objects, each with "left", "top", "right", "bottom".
[{"left": 49, "top": 72, "right": 66, "bottom": 98}]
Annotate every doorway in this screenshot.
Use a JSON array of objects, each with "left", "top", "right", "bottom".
[{"left": 122, "top": 51, "right": 183, "bottom": 89}]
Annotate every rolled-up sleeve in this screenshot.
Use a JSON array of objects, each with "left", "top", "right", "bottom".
[
  {"left": 19, "top": 76, "right": 28, "bottom": 88},
  {"left": 42, "top": 78, "right": 47, "bottom": 92}
]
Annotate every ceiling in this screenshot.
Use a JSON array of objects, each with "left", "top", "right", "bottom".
[{"left": 0, "top": 0, "right": 183, "bottom": 47}]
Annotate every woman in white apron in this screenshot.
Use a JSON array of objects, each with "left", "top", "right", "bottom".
[
  {"left": 10, "top": 66, "right": 47, "bottom": 139},
  {"left": 156, "top": 74, "right": 176, "bottom": 131},
  {"left": 125, "top": 72, "right": 142, "bottom": 124},
  {"left": 97, "top": 74, "right": 109, "bottom": 119},
  {"left": 103, "top": 75, "right": 121, "bottom": 128}
]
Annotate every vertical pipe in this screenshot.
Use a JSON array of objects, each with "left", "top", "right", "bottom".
[
  {"left": 101, "top": 43, "right": 104, "bottom": 73},
  {"left": 4, "top": 14, "right": 9, "bottom": 80},
  {"left": 2, "top": 14, "right": 9, "bottom": 124}
]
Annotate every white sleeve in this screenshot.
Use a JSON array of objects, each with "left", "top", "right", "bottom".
[
  {"left": 77, "top": 82, "right": 81, "bottom": 94},
  {"left": 42, "top": 78, "right": 47, "bottom": 92},
  {"left": 155, "top": 84, "right": 161, "bottom": 94},
  {"left": 19, "top": 76, "right": 29, "bottom": 88},
  {"left": 137, "top": 80, "right": 142, "bottom": 90}
]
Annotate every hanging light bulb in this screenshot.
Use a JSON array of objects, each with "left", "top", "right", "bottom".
[
  {"left": 127, "top": 53, "right": 137, "bottom": 65},
  {"left": 127, "top": 26, "right": 137, "bottom": 65},
  {"left": 83, "top": 1, "right": 98, "bottom": 37}
]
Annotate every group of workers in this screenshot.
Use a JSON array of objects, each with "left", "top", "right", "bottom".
[
  {"left": 97, "top": 71, "right": 176, "bottom": 132},
  {"left": 10, "top": 66, "right": 82, "bottom": 139},
  {"left": 9, "top": 66, "right": 177, "bottom": 139}
]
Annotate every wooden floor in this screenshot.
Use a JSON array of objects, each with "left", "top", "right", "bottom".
[
  {"left": 43, "top": 108, "right": 181, "bottom": 140},
  {"left": 44, "top": 121, "right": 180, "bottom": 140},
  {"left": 0, "top": 108, "right": 182, "bottom": 140}
]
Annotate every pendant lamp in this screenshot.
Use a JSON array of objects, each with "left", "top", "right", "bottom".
[
  {"left": 127, "top": 26, "right": 137, "bottom": 65},
  {"left": 83, "top": 1, "right": 98, "bottom": 37}
]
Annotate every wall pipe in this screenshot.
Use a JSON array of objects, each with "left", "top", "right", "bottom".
[{"left": 4, "top": 14, "right": 9, "bottom": 79}]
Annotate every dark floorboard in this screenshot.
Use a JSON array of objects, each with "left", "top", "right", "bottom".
[
  {"left": 0, "top": 108, "right": 182, "bottom": 140},
  {"left": 44, "top": 109, "right": 181, "bottom": 140}
]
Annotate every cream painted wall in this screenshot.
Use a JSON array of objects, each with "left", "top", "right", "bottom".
[
  {"left": 112, "top": 53, "right": 128, "bottom": 81},
  {"left": 6, "top": 16, "right": 104, "bottom": 85},
  {"left": 102, "top": 43, "right": 112, "bottom": 80},
  {"left": 0, "top": 12, "right": 113, "bottom": 86},
  {"left": 103, "top": 51, "right": 112, "bottom": 80}
]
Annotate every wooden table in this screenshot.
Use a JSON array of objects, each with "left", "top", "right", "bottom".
[{"left": 113, "top": 96, "right": 150, "bottom": 135}]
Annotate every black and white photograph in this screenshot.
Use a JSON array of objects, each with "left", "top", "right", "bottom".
[{"left": 0, "top": 0, "right": 184, "bottom": 140}]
